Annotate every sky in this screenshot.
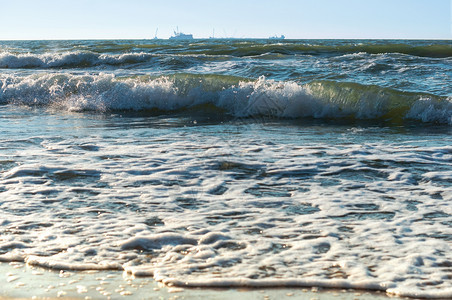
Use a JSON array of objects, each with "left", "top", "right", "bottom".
[{"left": 0, "top": 0, "right": 450, "bottom": 40}]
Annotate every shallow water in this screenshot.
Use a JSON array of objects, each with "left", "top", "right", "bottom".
[
  {"left": 0, "top": 262, "right": 392, "bottom": 300},
  {"left": 0, "top": 39, "right": 451, "bottom": 299}
]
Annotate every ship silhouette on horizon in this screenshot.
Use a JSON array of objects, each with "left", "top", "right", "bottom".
[{"left": 169, "top": 27, "right": 193, "bottom": 40}]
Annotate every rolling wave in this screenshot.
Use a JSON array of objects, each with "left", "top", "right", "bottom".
[
  {"left": 0, "top": 41, "right": 450, "bottom": 71},
  {"left": 198, "top": 43, "right": 452, "bottom": 58},
  {"left": 1, "top": 73, "right": 450, "bottom": 124},
  {"left": 0, "top": 51, "right": 157, "bottom": 69}
]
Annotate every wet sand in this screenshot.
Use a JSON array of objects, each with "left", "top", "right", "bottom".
[{"left": 0, "top": 262, "right": 397, "bottom": 300}]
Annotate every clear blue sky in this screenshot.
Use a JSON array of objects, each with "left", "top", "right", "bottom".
[{"left": 0, "top": 0, "right": 450, "bottom": 40}]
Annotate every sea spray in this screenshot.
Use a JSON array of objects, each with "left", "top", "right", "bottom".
[{"left": 1, "top": 73, "right": 451, "bottom": 124}]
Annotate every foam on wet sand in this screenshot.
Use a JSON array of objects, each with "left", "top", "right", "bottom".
[{"left": 0, "top": 262, "right": 393, "bottom": 300}]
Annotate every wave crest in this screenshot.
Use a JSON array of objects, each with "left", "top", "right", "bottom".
[
  {"left": 0, "top": 51, "right": 156, "bottom": 69},
  {"left": 1, "top": 73, "right": 451, "bottom": 124},
  {"left": 1, "top": 41, "right": 450, "bottom": 70}
]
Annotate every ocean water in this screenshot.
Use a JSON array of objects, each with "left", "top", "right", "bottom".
[{"left": 0, "top": 39, "right": 451, "bottom": 298}]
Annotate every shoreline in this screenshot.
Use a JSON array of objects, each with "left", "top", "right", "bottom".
[{"left": 0, "top": 262, "right": 396, "bottom": 300}]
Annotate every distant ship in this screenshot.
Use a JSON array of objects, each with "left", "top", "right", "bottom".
[
  {"left": 170, "top": 27, "right": 193, "bottom": 40},
  {"left": 269, "top": 35, "right": 285, "bottom": 40}
]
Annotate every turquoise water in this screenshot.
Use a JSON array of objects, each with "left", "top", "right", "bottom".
[{"left": 0, "top": 39, "right": 451, "bottom": 298}]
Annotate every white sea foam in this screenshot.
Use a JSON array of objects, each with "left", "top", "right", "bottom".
[
  {"left": 1, "top": 73, "right": 451, "bottom": 124},
  {"left": 0, "top": 51, "right": 155, "bottom": 68},
  {"left": 406, "top": 96, "right": 452, "bottom": 124},
  {"left": 1, "top": 121, "right": 451, "bottom": 298}
]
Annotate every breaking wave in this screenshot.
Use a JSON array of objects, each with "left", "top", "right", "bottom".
[
  {"left": 0, "top": 42, "right": 450, "bottom": 70},
  {"left": 1, "top": 73, "right": 451, "bottom": 124},
  {"left": 0, "top": 51, "right": 157, "bottom": 69}
]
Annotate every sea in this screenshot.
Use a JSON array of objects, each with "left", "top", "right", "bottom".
[{"left": 0, "top": 39, "right": 451, "bottom": 298}]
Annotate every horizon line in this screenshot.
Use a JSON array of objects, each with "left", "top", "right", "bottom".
[{"left": 1, "top": 37, "right": 451, "bottom": 42}]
